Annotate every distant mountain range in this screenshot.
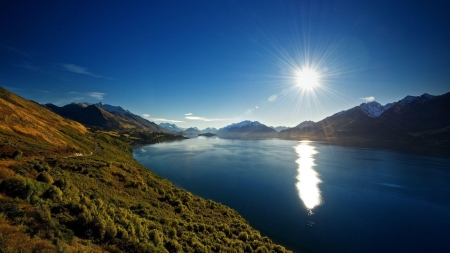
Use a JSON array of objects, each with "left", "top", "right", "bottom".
[
  {"left": 43, "top": 91, "right": 450, "bottom": 151},
  {"left": 159, "top": 123, "right": 184, "bottom": 132},
  {"left": 158, "top": 123, "right": 218, "bottom": 135},
  {"left": 279, "top": 93, "right": 450, "bottom": 150},
  {"left": 270, "top": 126, "right": 289, "bottom": 132},
  {"left": 217, "top": 120, "right": 277, "bottom": 138},
  {"left": 44, "top": 102, "right": 165, "bottom": 132}
]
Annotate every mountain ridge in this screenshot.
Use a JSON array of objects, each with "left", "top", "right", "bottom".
[{"left": 278, "top": 92, "right": 450, "bottom": 152}]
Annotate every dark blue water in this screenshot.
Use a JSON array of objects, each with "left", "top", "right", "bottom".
[{"left": 133, "top": 137, "right": 450, "bottom": 253}]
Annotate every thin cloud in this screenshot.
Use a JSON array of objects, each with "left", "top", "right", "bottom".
[
  {"left": 185, "top": 115, "right": 226, "bottom": 122},
  {"left": 150, "top": 118, "right": 184, "bottom": 123},
  {"left": 67, "top": 91, "right": 106, "bottom": 101},
  {"left": 61, "top": 63, "right": 112, "bottom": 79},
  {"left": 88, "top": 92, "right": 105, "bottom": 100},
  {"left": 184, "top": 113, "right": 193, "bottom": 116},
  {"left": 360, "top": 96, "right": 375, "bottom": 102},
  {"left": 1, "top": 44, "right": 29, "bottom": 56},
  {"left": 14, "top": 62, "right": 41, "bottom": 71},
  {"left": 142, "top": 114, "right": 151, "bottom": 118}
]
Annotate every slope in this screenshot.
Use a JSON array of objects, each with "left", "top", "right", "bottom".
[
  {"left": 0, "top": 88, "right": 292, "bottom": 253},
  {"left": 0, "top": 87, "right": 95, "bottom": 157}
]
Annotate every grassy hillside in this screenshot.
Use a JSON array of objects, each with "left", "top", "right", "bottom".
[{"left": 0, "top": 87, "right": 292, "bottom": 253}]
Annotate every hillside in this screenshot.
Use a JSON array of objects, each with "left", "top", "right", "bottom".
[
  {"left": 279, "top": 92, "right": 450, "bottom": 151},
  {"left": 0, "top": 87, "right": 94, "bottom": 158},
  {"left": 0, "top": 87, "right": 292, "bottom": 253}
]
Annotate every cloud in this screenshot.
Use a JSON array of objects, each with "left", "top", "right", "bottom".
[
  {"left": 360, "top": 96, "right": 375, "bottom": 102},
  {"left": 142, "top": 114, "right": 151, "bottom": 118},
  {"left": 14, "top": 62, "right": 41, "bottom": 71},
  {"left": 66, "top": 91, "right": 106, "bottom": 101},
  {"left": 268, "top": 95, "right": 277, "bottom": 102},
  {"left": 184, "top": 113, "right": 193, "bottom": 116},
  {"left": 88, "top": 92, "right": 105, "bottom": 100},
  {"left": 150, "top": 118, "right": 184, "bottom": 123},
  {"left": 1, "top": 44, "right": 29, "bottom": 56},
  {"left": 61, "top": 63, "right": 112, "bottom": 79}
]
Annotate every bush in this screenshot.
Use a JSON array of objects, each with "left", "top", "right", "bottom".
[
  {"left": 0, "top": 178, "right": 31, "bottom": 199},
  {"left": 12, "top": 150, "right": 23, "bottom": 160},
  {"left": 36, "top": 171, "right": 54, "bottom": 184},
  {"left": 238, "top": 231, "right": 249, "bottom": 242},
  {"left": 255, "top": 246, "right": 270, "bottom": 253},
  {"left": 43, "top": 185, "right": 63, "bottom": 201}
]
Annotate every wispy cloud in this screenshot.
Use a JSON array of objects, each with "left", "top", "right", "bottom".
[
  {"left": 185, "top": 113, "right": 232, "bottom": 122},
  {"left": 88, "top": 92, "right": 105, "bottom": 100},
  {"left": 14, "top": 62, "right": 41, "bottom": 71},
  {"left": 360, "top": 96, "right": 375, "bottom": 102},
  {"left": 67, "top": 91, "right": 106, "bottom": 101},
  {"left": 61, "top": 63, "right": 112, "bottom": 79},
  {"left": 142, "top": 114, "right": 151, "bottom": 118},
  {"left": 150, "top": 118, "right": 184, "bottom": 123},
  {"left": 1, "top": 44, "right": 29, "bottom": 56}
]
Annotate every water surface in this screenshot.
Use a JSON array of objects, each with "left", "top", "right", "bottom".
[{"left": 133, "top": 137, "right": 450, "bottom": 253}]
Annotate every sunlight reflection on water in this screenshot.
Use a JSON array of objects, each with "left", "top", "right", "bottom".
[{"left": 295, "top": 141, "right": 322, "bottom": 213}]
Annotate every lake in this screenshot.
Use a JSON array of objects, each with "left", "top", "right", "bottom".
[{"left": 133, "top": 137, "right": 450, "bottom": 253}]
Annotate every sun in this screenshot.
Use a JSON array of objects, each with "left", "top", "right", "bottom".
[{"left": 296, "top": 68, "right": 319, "bottom": 89}]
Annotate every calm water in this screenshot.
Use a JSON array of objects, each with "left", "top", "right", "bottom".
[{"left": 133, "top": 137, "right": 450, "bottom": 253}]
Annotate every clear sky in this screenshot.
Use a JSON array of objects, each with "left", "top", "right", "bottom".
[{"left": 1, "top": 0, "right": 449, "bottom": 129}]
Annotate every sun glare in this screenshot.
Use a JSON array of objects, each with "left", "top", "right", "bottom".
[{"left": 296, "top": 68, "right": 319, "bottom": 89}]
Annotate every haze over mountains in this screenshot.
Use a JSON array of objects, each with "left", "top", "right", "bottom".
[{"left": 40, "top": 91, "right": 450, "bottom": 151}]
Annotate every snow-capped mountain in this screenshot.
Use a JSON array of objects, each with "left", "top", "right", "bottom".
[
  {"left": 278, "top": 92, "right": 450, "bottom": 151},
  {"left": 159, "top": 123, "right": 184, "bottom": 132},
  {"left": 217, "top": 120, "right": 277, "bottom": 137},
  {"left": 94, "top": 102, "right": 130, "bottom": 114},
  {"left": 221, "top": 120, "right": 262, "bottom": 130},
  {"left": 359, "top": 101, "right": 394, "bottom": 117}
]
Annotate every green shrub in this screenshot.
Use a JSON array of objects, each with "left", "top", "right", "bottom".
[
  {"left": 53, "top": 178, "right": 69, "bottom": 190},
  {"left": 37, "top": 171, "right": 54, "bottom": 184},
  {"left": 0, "top": 178, "right": 31, "bottom": 199},
  {"left": 238, "top": 231, "right": 249, "bottom": 242},
  {"left": 255, "top": 246, "right": 269, "bottom": 253},
  {"left": 43, "top": 185, "right": 63, "bottom": 201}
]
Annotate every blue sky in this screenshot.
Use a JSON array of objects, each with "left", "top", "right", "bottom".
[{"left": 1, "top": 0, "right": 449, "bottom": 129}]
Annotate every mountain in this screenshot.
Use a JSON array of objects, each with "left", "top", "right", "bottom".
[
  {"left": 201, "top": 127, "right": 218, "bottom": 133},
  {"left": 359, "top": 101, "right": 394, "bottom": 117},
  {"left": 270, "top": 126, "right": 289, "bottom": 132},
  {"left": 183, "top": 127, "right": 201, "bottom": 135},
  {"left": 294, "top": 120, "right": 315, "bottom": 129},
  {"left": 0, "top": 87, "right": 291, "bottom": 252},
  {"left": 279, "top": 93, "right": 450, "bottom": 150},
  {"left": 45, "top": 103, "right": 165, "bottom": 132},
  {"left": 159, "top": 122, "right": 184, "bottom": 132},
  {"left": 217, "top": 120, "right": 277, "bottom": 138},
  {"left": 95, "top": 102, "right": 130, "bottom": 114}
]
